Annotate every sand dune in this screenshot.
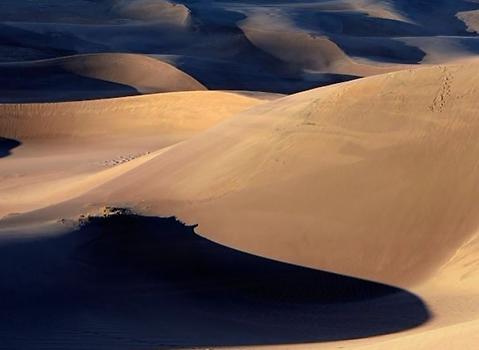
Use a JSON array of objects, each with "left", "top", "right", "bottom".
[
  {"left": 66, "top": 60, "right": 479, "bottom": 350},
  {"left": 112, "top": 0, "right": 191, "bottom": 26},
  {"left": 1, "top": 61, "right": 479, "bottom": 349},
  {"left": 457, "top": 9, "right": 479, "bottom": 33},
  {"left": 3, "top": 1, "right": 479, "bottom": 93},
  {"left": 5, "top": 61, "right": 478, "bottom": 286},
  {"left": 64, "top": 61, "right": 479, "bottom": 288},
  {"left": 0, "top": 0, "right": 191, "bottom": 26},
  {"left": 0, "top": 53, "right": 206, "bottom": 102},
  {"left": 2, "top": 1, "right": 479, "bottom": 349},
  {"left": 0, "top": 90, "right": 269, "bottom": 139},
  {"left": 0, "top": 213, "right": 429, "bottom": 349},
  {"left": 0, "top": 90, "right": 273, "bottom": 216},
  {"left": 239, "top": 12, "right": 409, "bottom": 76}
]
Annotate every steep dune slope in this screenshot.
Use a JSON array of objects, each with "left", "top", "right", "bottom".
[
  {"left": 0, "top": 53, "right": 206, "bottom": 102},
  {"left": 82, "top": 62, "right": 479, "bottom": 288}
]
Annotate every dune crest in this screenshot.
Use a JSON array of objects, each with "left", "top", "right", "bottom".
[
  {"left": 305, "top": 0, "right": 410, "bottom": 22},
  {"left": 59, "top": 53, "right": 204, "bottom": 93},
  {"left": 112, "top": 0, "right": 191, "bottom": 26},
  {"left": 0, "top": 91, "right": 267, "bottom": 139},
  {"left": 0, "top": 53, "right": 206, "bottom": 102},
  {"left": 239, "top": 12, "right": 409, "bottom": 77},
  {"left": 457, "top": 10, "right": 479, "bottom": 33}
]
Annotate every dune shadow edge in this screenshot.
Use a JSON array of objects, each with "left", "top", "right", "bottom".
[{"left": 0, "top": 210, "right": 430, "bottom": 349}]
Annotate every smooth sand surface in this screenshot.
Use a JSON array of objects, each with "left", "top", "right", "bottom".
[
  {"left": 2, "top": 1, "right": 479, "bottom": 349},
  {"left": 51, "top": 61, "right": 479, "bottom": 287},
  {"left": 1, "top": 61, "right": 479, "bottom": 349},
  {"left": 0, "top": 90, "right": 275, "bottom": 216}
]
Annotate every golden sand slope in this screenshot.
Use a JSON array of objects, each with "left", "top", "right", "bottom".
[
  {"left": 0, "top": 91, "right": 275, "bottom": 216},
  {"left": 81, "top": 62, "right": 479, "bottom": 288},
  {"left": 0, "top": 53, "right": 206, "bottom": 96},
  {"left": 0, "top": 91, "right": 264, "bottom": 139},
  {"left": 72, "top": 61, "right": 477, "bottom": 350},
  {"left": 1, "top": 63, "right": 479, "bottom": 349}
]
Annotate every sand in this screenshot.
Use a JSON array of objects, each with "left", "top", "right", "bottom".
[
  {"left": 2, "top": 61, "right": 479, "bottom": 349},
  {"left": 3, "top": 0, "right": 479, "bottom": 93},
  {"left": 1, "top": 1, "right": 479, "bottom": 349},
  {"left": 112, "top": 0, "right": 191, "bottom": 26},
  {"left": 0, "top": 90, "right": 276, "bottom": 216},
  {"left": 0, "top": 53, "right": 206, "bottom": 102}
]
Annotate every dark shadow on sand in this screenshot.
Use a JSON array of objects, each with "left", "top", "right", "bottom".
[
  {"left": 0, "top": 212, "right": 430, "bottom": 349},
  {"left": 0, "top": 137, "right": 21, "bottom": 158}
]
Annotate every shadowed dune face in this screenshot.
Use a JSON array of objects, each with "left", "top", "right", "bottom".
[
  {"left": 0, "top": 53, "right": 206, "bottom": 103},
  {"left": 0, "top": 213, "right": 429, "bottom": 349},
  {"left": 0, "top": 137, "right": 21, "bottom": 158},
  {"left": 2, "top": 1, "right": 479, "bottom": 93}
]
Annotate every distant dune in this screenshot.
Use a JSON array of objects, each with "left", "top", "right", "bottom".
[
  {"left": 3, "top": 0, "right": 479, "bottom": 92},
  {"left": 0, "top": 0, "right": 191, "bottom": 26},
  {"left": 239, "top": 12, "right": 409, "bottom": 76},
  {"left": 457, "top": 9, "right": 479, "bottom": 33},
  {"left": 112, "top": 0, "right": 191, "bottom": 26},
  {"left": 0, "top": 53, "right": 206, "bottom": 102}
]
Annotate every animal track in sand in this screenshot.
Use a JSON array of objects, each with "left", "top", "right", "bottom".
[
  {"left": 100, "top": 151, "right": 151, "bottom": 167},
  {"left": 430, "top": 67, "right": 453, "bottom": 113}
]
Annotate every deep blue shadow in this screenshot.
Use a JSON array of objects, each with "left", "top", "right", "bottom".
[
  {"left": 0, "top": 211, "right": 430, "bottom": 349},
  {"left": 0, "top": 137, "right": 21, "bottom": 158}
]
